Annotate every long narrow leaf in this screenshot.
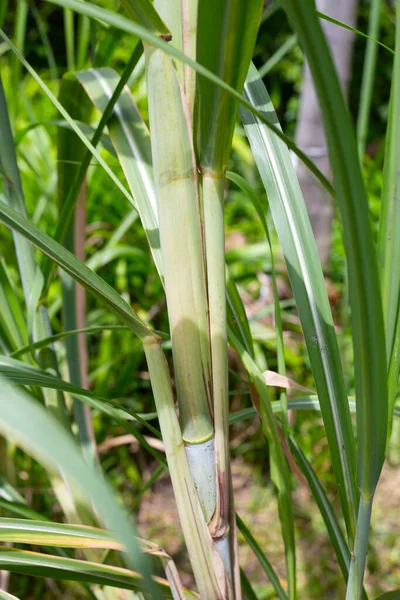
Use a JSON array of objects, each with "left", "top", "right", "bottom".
[
  {"left": 0, "top": 377, "right": 157, "bottom": 596},
  {"left": 0, "top": 548, "right": 172, "bottom": 597},
  {"left": 281, "top": 0, "right": 387, "bottom": 504},
  {"left": 241, "top": 64, "right": 358, "bottom": 543},
  {"left": 0, "top": 202, "right": 153, "bottom": 340},
  {"left": 76, "top": 67, "right": 163, "bottom": 279},
  {"left": 377, "top": 0, "right": 400, "bottom": 428},
  {"left": 42, "top": 0, "right": 334, "bottom": 197},
  {"left": 236, "top": 514, "right": 287, "bottom": 600}
]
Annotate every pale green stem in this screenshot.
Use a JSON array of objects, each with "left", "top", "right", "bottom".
[{"left": 345, "top": 496, "right": 373, "bottom": 600}]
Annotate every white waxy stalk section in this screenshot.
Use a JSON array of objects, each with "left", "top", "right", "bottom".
[
  {"left": 185, "top": 438, "right": 216, "bottom": 523},
  {"left": 214, "top": 534, "right": 232, "bottom": 585}
]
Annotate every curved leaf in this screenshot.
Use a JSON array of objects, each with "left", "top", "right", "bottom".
[
  {"left": 75, "top": 67, "right": 163, "bottom": 279},
  {"left": 41, "top": 0, "right": 334, "bottom": 197},
  {"left": 241, "top": 64, "right": 358, "bottom": 543},
  {"left": 0, "top": 518, "right": 121, "bottom": 550},
  {"left": 236, "top": 514, "right": 287, "bottom": 600},
  {"left": 0, "top": 202, "right": 153, "bottom": 340},
  {"left": 0, "top": 377, "right": 158, "bottom": 596},
  {"left": 0, "top": 548, "right": 173, "bottom": 597}
]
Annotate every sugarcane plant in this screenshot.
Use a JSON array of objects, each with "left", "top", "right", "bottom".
[{"left": 0, "top": 0, "right": 399, "bottom": 599}]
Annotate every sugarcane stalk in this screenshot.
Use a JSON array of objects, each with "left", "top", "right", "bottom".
[{"left": 144, "top": 44, "right": 217, "bottom": 520}]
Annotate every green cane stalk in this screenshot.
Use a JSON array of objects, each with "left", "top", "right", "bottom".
[{"left": 144, "top": 45, "right": 217, "bottom": 523}]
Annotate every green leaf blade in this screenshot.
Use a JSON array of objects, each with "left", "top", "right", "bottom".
[{"left": 241, "top": 64, "right": 358, "bottom": 543}]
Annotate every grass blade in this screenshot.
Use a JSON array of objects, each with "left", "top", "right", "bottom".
[
  {"left": 121, "top": 0, "right": 171, "bottom": 39},
  {"left": 0, "top": 260, "right": 27, "bottom": 353},
  {"left": 0, "top": 518, "right": 122, "bottom": 549},
  {"left": 10, "top": 325, "right": 129, "bottom": 359},
  {"left": 241, "top": 64, "right": 358, "bottom": 544},
  {"left": 281, "top": 0, "right": 387, "bottom": 501},
  {"left": 76, "top": 66, "right": 163, "bottom": 279},
  {"left": 316, "top": 11, "right": 394, "bottom": 56},
  {"left": 259, "top": 34, "right": 297, "bottom": 78},
  {"left": 0, "top": 377, "right": 157, "bottom": 596},
  {"left": 0, "top": 548, "right": 171, "bottom": 596},
  {"left": 229, "top": 330, "right": 295, "bottom": 600}
]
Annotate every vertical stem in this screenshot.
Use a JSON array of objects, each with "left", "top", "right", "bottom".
[
  {"left": 345, "top": 496, "right": 373, "bottom": 600},
  {"left": 357, "top": 0, "right": 381, "bottom": 158}
]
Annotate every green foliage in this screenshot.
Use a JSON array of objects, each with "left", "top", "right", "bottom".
[{"left": 0, "top": 1, "right": 399, "bottom": 599}]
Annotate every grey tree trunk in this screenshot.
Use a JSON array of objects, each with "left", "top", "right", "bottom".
[{"left": 295, "top": 0, "right": 358, "bottom": 266}]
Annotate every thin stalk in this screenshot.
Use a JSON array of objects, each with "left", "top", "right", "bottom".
[
  {"left": 77, "top": 14, "right": 90, "bottom": 70},
  {"left": 145, "top": 46, "right": 217, "bottom": 529},
  {"left": 345, "top": 497, "right": 373, "bottom": 600},
  {"left": 143, "top": 337, "right": 227, "bottom": 598},
  {"left": 357, "top": 0, "right": 381, "bottom": 158},
  {"left": 30, "top": 2, "right": 57, "bottom": 79},
  {"left": 10, "top": 0, "right": 28, "bottom": 123},
  {"left": 0, "top": 0, "right": 8, "bottom": 27},
  {"left": 57, "top": 74, "right": 96, "bottom": 463}
]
